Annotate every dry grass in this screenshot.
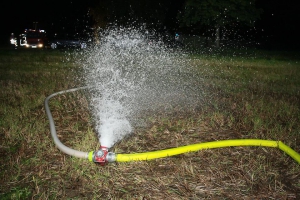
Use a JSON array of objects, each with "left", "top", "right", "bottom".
[{"left": 0, "top": 47, "right": 300, "bottom": 199}]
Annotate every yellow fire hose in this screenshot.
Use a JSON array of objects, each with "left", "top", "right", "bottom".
[{"left": 88, "top": 139, "right": 300, "bottom": 164}]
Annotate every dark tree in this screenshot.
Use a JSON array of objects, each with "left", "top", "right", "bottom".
[
  {"left": 178, "top": 0, "right": 262, "bottom": 47},
  {"left": 89, "top": 0, "right": 184, "bottom": 31},
  {"left": 89, "top": 0, "right": 111, "bottom": 29}
]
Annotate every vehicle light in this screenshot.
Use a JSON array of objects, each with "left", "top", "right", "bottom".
[
  {"left": 38, "top": 44, "right": 43, "bottom": 48},
  {"left": 10, "top": 39, "right": 16, "bottom": 45}
]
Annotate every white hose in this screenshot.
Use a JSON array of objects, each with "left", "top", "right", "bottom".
[{"left": 44, "top": 87, "right": 90, "bottom": 159}]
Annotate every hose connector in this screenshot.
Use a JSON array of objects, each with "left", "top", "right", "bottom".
[
  {"left": 93, "top": 146, "right": 109, "bottom": 165},
  {"left": 92, "top": 146, "right": 116, "bottom": 165}
]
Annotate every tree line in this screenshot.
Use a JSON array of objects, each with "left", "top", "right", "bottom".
[{"left": 88, "top": 0, "right": 262, "bottom": 47}]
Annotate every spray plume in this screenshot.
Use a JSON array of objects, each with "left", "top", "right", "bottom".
[{"left": 80, "top": 26, "right": 201, "bottom": 148}]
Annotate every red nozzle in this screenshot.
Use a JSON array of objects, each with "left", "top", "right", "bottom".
[{"left": 93, "top": 146, "right": 108, "bottom": 165}]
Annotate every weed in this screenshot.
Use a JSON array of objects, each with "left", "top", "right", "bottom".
[{"left": 0, "top": 187, "right": 31, "bottom": 200}]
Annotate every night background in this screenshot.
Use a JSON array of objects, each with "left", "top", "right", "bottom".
[{"left": 0, "top": 0, "right": 299, "bottom": 49}]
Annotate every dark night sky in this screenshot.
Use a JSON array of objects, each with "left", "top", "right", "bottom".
[
  {"left": 0, "top": 0, "right": 91, "bottom": 45},
  {"left": 0, "top": 1, "right": 91, "bottom": 33},
  {"left": 0, "top": 0, "right": 299, "bottom": 50}
]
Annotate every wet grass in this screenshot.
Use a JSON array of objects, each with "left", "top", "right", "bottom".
[{"left": 0, "top": 47, "right": 300, "bottom": 199}]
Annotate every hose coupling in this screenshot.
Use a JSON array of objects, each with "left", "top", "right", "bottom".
[
  {"left": 91, "top": 146, "right": 116, "bottom": 165},
  {"left": 93, "top": 146, "right": 109, "bottom": 165}
]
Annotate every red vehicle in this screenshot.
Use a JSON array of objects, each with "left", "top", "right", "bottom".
[{"left": 17, "top": 29, "right": 48, "bottom": 48}]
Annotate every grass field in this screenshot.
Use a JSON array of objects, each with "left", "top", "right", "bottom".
[{"left": 0, "top": 47, "right": 300, "bottom": 199}]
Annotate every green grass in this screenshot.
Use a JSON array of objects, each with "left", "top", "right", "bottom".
[{"left": 0, "top": 47, "right": 300, "bottom": 199}]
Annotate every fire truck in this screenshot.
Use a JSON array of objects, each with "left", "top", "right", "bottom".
[{"left": 13, "top": 29, "right": 48, "bottom": 49}]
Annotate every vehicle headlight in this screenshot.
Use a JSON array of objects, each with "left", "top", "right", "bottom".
[{"left": 10, "top": 39, "right": 16, "bottom": 44}]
